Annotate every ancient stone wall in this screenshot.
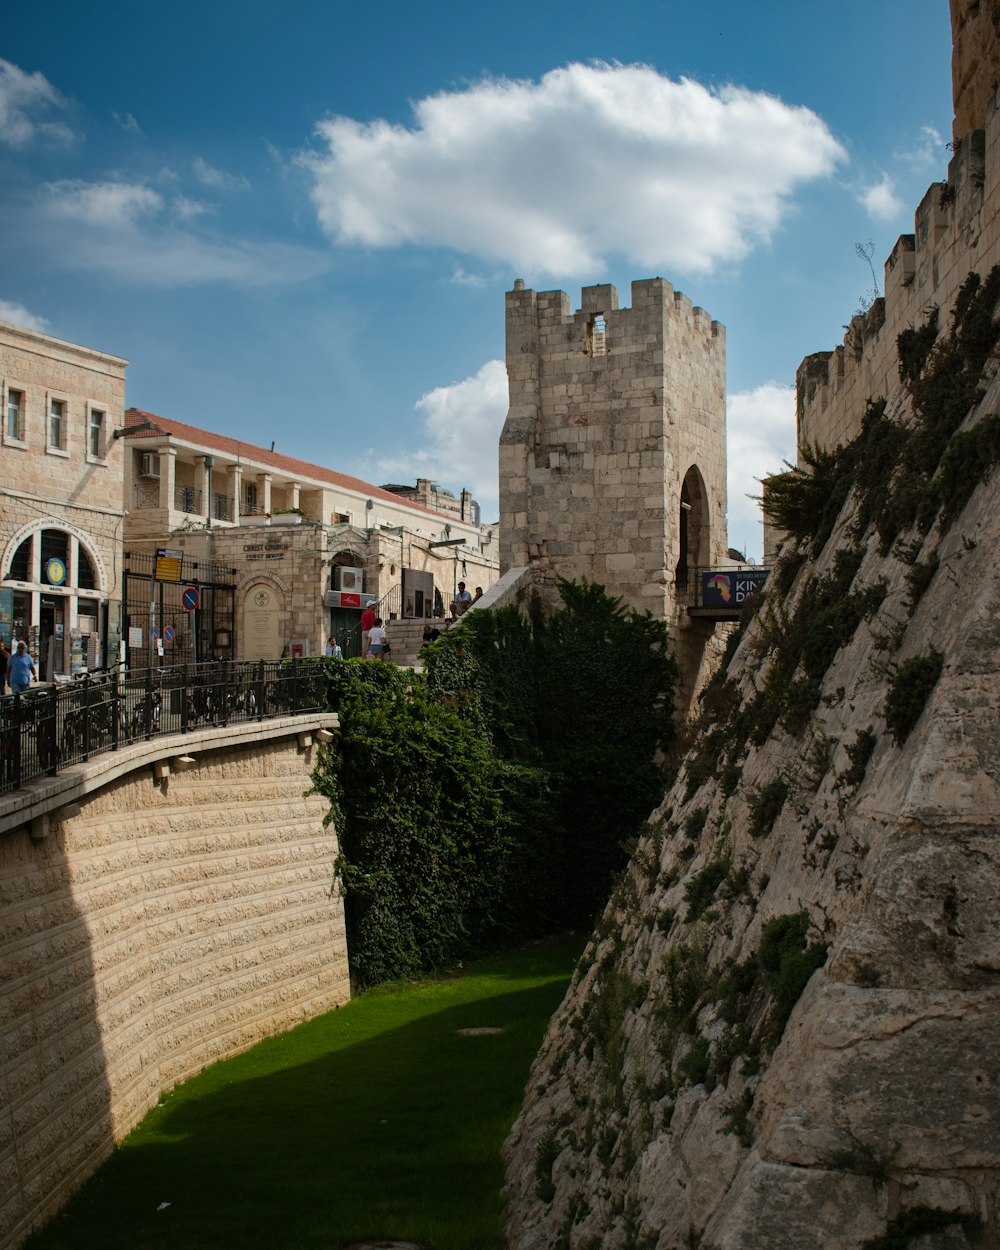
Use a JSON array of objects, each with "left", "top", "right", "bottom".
[
  {"left": 797, "top": 108, "right": 998, "bottom": 454},
  {"left": 0, "top": 731, "right": 348, "bottom": 1250},
  {"left": 501, "top": 278, "right": 727, "bottom": 614},
  {"left": 952, "top": 0, "right": 1000, "bottom": 138},
  {"left": 500, "top": 277, "right": 728, "bottom": 710}
]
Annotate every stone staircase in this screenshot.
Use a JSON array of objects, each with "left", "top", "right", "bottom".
[{"left": 382, "top": 618, "right": 437, "bottom": 667}]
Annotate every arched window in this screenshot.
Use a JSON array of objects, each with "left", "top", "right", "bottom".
[{"left": 675, "top": 466, "right": 711, "bottom": 591}]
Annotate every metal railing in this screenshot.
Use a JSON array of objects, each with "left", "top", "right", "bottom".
[
  {"left": 0, "top": 659, "right": 326, "bottom": 794},
  {"left": 175, "top": 485, "right": 202, "bottom": 515}
]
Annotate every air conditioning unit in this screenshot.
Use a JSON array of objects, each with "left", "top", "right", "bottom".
[
  {"left": 139, "top": 452, "right": 160, "bottom": 479},
  {"left": 334, "top": 567, "right": 364, "bottom": 594}
]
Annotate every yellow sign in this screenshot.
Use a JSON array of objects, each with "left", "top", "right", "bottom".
[{"left": 155, "top": 548, "right": 183, "bottom": 582}]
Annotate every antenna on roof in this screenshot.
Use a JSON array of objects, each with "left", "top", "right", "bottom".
[{"left": 270, "top": 441, "right": 275, "bottom": 452}]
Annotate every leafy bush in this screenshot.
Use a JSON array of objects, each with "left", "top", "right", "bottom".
[
  {"left": 747, "top": 779, "right": 789, "bottom": 839},
  {"left": 885, "top": 650, "right": 944, "bottom": 744},
  {"left": 683, "top": 858, "right": 730, "bottom": 922},
  {"left": 758, "top": 912, "right": 828, "bottom": 1042},
  {"left": 840, "top": 727, "right": 877, "bottom": 789},
  {"left": 317, "top": 579, "right": 680, "bottom": 984}
]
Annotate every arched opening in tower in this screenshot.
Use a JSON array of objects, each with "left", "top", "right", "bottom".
[{"left": 675, "top": 465, "right": 710, "bottom": 591}]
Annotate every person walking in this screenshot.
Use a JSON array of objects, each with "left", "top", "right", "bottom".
[
  {"left": 8, "top": 641, "right": 36, "bottom": 694},
  {"left": 367, "top": 617, "right": 388, "bottom": 661},
  {"left": 360, "top": 604, "right": 376, "bottom": 658}
]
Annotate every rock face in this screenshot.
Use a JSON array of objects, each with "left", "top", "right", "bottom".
[{"left": 501, "top": 294, "right": 1000, "bottom": 1243}]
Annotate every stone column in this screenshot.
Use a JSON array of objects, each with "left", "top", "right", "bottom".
[
  {"left": 229, "top": 464, "right": 242, "bottom": 523},
  {"left": 160, "top": 447, "right": 177, "bottom": 516},
  {"left": 257, "top": 473, "right": 272, "bottom": 515}
]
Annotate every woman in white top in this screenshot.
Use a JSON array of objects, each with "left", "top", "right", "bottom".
[{"left": 367, "top": 618, "right": 388, "bottom": 660}]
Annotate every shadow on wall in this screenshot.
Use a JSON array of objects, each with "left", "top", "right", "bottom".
[{"left": 0, "top": 820, "right": 111, "bottom": 1250}]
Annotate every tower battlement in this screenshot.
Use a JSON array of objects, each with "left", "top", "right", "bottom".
[{"left": 797, "top": 108, "right": 997, "bottom": 454}]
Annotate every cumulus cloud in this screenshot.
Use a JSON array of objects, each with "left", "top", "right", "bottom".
[
  {"left": 193, "top": 156, "right": 250, "bottom": 192},
  {"left": 364, "top": 359, "right": 508, "bottom": 519},
  {"left": 0, "top": 59, "right": 73, "bottom": 147},
  {"left": 303, "top": 62, "right": 846, "bottom": 277},
  {"left": 726, "top": 382, "right": 796, "bottom": 559},
  {"left": 0, "top": 299, "right": 50, "bottom": 332},
  {"left": 859, "top": 173, "right": 904, "bottom": 221},
  {"left": 32, "top": 177, "right": 329, "bottom": 288}
]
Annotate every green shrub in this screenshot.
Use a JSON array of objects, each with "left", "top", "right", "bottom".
[
  {"left": 885, "top": 650, "right": 944, "bottom": 744},
  {"left": 904, "top": 549, "right": 939, "bottom": 609},
  {"left": 758, "top": 912, "right": 828, "bottom": 1042},
  {"left": 747, "top": 779, "right": 789, "bottom": 839},
  {"left": 896, "top": 307, "right": 939, "bottom": 385},
  {"left": 683, "top": 858, "right": 730, "bottom": 922},
  {"left": 684, "top": 807, "right": 708, "bottom": 840},
  {"left": 840, "top": 727, "right": 877, "bottom": 789}
]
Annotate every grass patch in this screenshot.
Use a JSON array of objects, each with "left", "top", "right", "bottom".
[{"left": 23, "top": 939, "right": 582, "bottom": 1250}]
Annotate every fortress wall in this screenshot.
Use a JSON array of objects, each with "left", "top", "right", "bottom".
[
  {"left": 0, "top": 733, "right": 348, "bottom": 1250},
  {"left": 798, "top": 108, "right": 1000, "bottom": 454}
]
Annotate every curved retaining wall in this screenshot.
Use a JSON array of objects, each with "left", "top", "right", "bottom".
[{"left": 0, "top": 717, "right": 348, "bottom": 1249}]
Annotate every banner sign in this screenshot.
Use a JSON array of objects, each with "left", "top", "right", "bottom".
[
  {"left": 323, "top": 590, "right": 376, "bottom": 609},
  {"left": 701, "top": 568, "right": 769, "bottom": 608}
]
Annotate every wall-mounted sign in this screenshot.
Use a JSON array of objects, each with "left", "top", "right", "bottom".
[
  {"left": 181, "top": 586, "right": 200, "bottom": 611},
  {"left": 45, "top": 557, "right": 67, "bottom": 586},
  {"left": 164, "top": 626, "right": 175, "bottom": 643},
  {"left": 700, "top": 568, "right": 769, "bottom": 608},
  {"left": 128, "top": 626, "right": 143, "bottom": 648}
]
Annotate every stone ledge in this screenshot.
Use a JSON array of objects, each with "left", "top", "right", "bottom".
[{"left": 0, "top": 712, "right": 339, "bottom": 839}]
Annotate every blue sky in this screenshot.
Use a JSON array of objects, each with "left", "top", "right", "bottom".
[{"left": 2, "top": 1, "right": 952, "bottom": 558}]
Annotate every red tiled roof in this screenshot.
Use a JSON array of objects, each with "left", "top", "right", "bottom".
[{"left": 124, "top": 407, "right": 461, "bottom": 526}]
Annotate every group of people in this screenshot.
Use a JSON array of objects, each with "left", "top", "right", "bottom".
[
  {"left": 0, "top": 639, "right": 38, "bottom": 695},
  {"left": 324, "top": 583, "right": 488, "bottom": 664}
]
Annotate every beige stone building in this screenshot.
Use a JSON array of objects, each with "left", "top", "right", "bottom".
[
  {"left": 121, "top": 408, "right": 498, "bottom": 661},
  {"left": 0, "top": 322, "right": 127, "bottom": 678},
  {"left": 500, "top": 277, "right": 728, "bottom": 706}
]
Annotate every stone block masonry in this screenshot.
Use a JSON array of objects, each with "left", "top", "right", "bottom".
[
  {"left": 0, "top": 727, "right": 349, "bottom": 1250},
  {"left": 500, "top": 277, "right": 728, "bottom": 710}
]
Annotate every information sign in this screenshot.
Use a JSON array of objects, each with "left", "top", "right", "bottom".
[{"left": 155, "top": 548, "right": 183, "bottom": 583}]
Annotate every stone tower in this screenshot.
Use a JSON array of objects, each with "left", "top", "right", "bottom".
[{"left": 499, "top": 277, "right": 728, "bottom": 707}]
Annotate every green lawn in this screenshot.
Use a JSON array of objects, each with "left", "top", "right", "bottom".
[{"left": 26, "top": 938, "right": 581, "bottom": 1250}]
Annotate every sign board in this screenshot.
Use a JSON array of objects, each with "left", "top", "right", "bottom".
[
  {"left": 128, "top": 626, "right": 143, "bottom": 648},
  {"left": 181, "top": 586, "right": 200, "bottom": 611},
  {"left": 164, "top": 626, "right": 175, "bottom": 643},
  {"left": 700, "top": 568, "right": 769, "bottom": 609},
  {"left": 45, "top": 557, "right": 67, "bottom": 586},
  {"left": 0, "top": 587, "right": 12, "bottom": 644},
  {"left": 152, "top": 625, "right": 160, "bottom": 640},
  {"left": 155, "top": 548, "right": 183, "bottom": 583},
  {"left": 242, "top": 583, "right": 283, "bottom": 660},
  {"left": 323, "top": 590, "right": 376, "bottom": 609}
]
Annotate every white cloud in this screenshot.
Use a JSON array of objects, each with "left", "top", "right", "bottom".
[
  {"left": 896, "top": 124, "right": 944, "bottom": 170},
  {"left": 113, "top": 111, "right": 142, "bottom": 135},
  {"left": 0, "top": 299, "right": 50, "bottom": 332},
  {"left": 859, "top": 173, "right": 904, "bottom": 221},
  {"left": 303, "top": 62, "right": 845, "bottom": 277},
  {"left": 0, "top": 59, "right": 73, "bottom": 147},
  {"left": 449, "top": 266, "right": 488, "bottom": 287},
  {"left": 45, "top": 179, "right": 163, "bottom": 227},
  {"left": 31, "top": 178, "right": 329, "bottom": 288},
  {"left": 363, "top": 359, "right": 508, "bottom": 519},
  {"left": 193, "top": 156, "right": 250, "bottom": 192},
  {"left": 726, "top": 382, "right": 796, "bottom": 560}
]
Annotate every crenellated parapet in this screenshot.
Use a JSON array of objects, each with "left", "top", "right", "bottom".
[{"left": 797, "top": 109, "right": 997, "bottom": 456}]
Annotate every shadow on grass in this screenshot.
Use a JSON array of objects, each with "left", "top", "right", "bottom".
[{"left": 26, "top": 946, "right": 579, "bottom": 1250}]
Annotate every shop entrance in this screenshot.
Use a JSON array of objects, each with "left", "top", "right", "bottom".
[{"left": 39, "top": 596, "right": 65, "bottom": 681}]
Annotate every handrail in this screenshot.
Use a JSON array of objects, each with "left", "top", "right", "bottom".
[{"left": 0, "top": 659, "right": 326, "bottom": 795}]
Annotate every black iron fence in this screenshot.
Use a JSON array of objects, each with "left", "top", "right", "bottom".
[{"left": 0, "top": 659, "right": 326, "bottom": 795}]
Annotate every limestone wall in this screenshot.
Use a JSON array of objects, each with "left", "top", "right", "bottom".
[
  {"left": 952, "top": 0, "right": 1000, "bottom": 138},
  {"left": 0, "top": 731, "right": 349, "bottom": 1250},
  {"left": 500, "top": 278, "right": 727, "bottom": 619},
  {"left": 797, "top": 107, "right": 1000, "bottom": 454}
]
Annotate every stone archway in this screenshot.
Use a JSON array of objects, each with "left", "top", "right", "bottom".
[{"left": 675, "top": 464, "right": 711, "bottom": 591}]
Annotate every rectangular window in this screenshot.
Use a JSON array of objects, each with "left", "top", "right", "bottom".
[
  {"left": 244, "top": 482, "right": 258, "bottom": 513},
  {"left": 89, "top": 407, "right": 104, "bottom": 458},
  {"left": 6, "top": 388, "right": 23, "bottom": 440},
  {"left": 49, "top": 398, "right": 65, "bottom": 449}
]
